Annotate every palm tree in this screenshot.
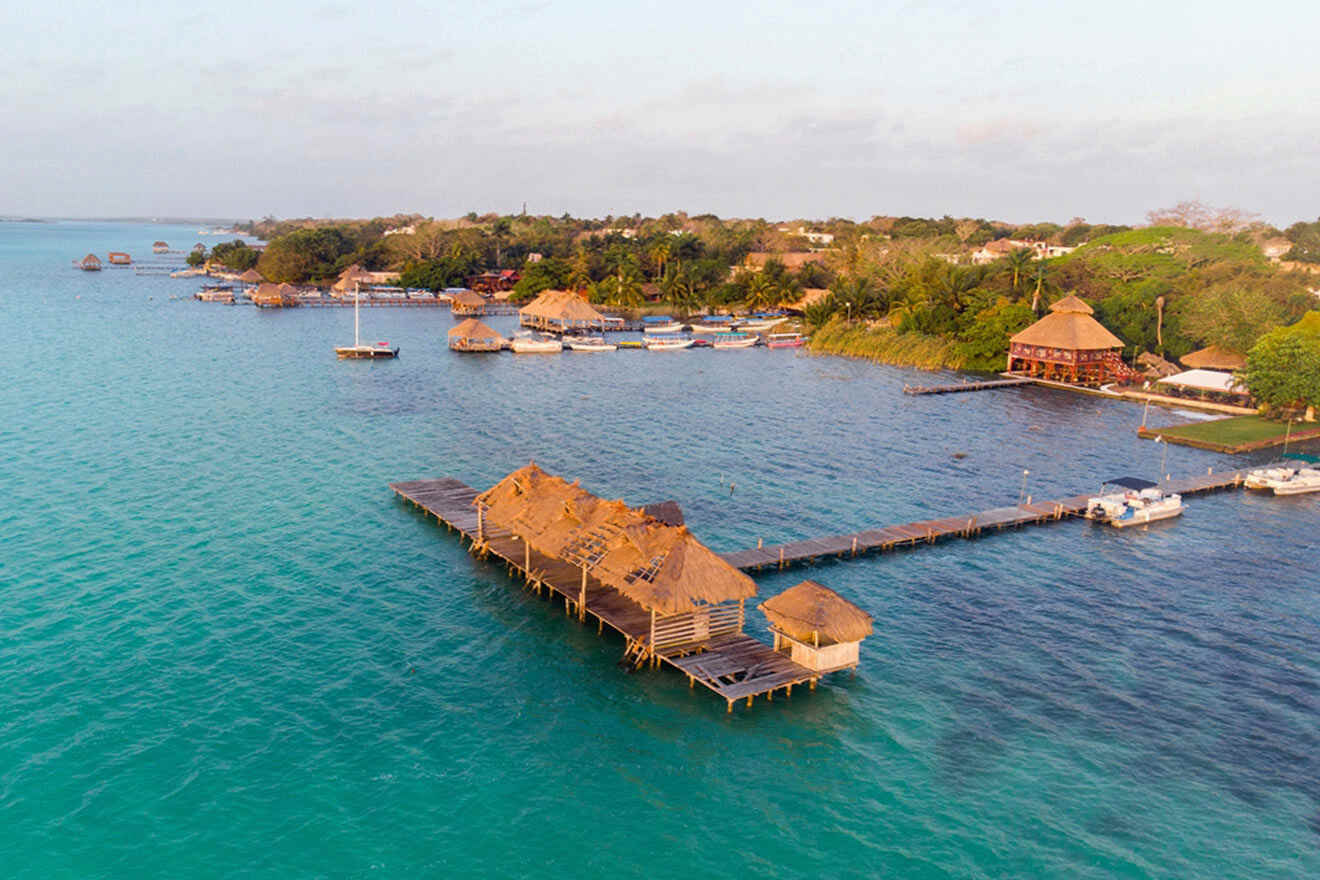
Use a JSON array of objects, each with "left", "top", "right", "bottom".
[
  {"left": 609, "top": 260, "right": 643, "bottom": 307},
  {"left": 1155, "top": 295, "right": 1166, "bottom": 349},
  {"left": 1005, "top": 248, "right": 1034, "bottom": 293},
  {"left": 744, "top": 272, "right": 778, "bottom": 309},
  {"left": 1029, "top": 262, "right": 1051, "bottom": 313},
  {"left": 647, "top": 239, "right": 672, "bottom": 281},
  {"left": 489, "top": 217, "right": 512, "bottom": 268}
]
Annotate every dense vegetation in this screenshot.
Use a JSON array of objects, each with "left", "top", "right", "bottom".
[
  {"left": 205, "top": 208, "right": 1318, "bottom": 388},
  {"left": 1243, "top": 312, "right": 1320, "bottom": 414}
]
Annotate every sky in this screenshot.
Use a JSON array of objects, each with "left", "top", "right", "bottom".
[{"left": 4, "top": 0, "right": 1318, "bottom": 224}]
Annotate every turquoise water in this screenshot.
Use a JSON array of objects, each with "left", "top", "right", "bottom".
[{"left": 2, "top": 221, "right": 1318, "bottom": 878}]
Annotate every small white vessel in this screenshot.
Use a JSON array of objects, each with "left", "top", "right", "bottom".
[
  {"left": 712, "top": 332, "right": 758, "bottom": 350},
  {"left": 737, "top": 318, "right": 787, "bottom": 332},
  {"left": 1244, "top": 466, "right": 1296, "bottom": 490},
  {"left": 1248, "top": 466, "right": 1320, "bottom": 495},
  {"left": 1085, "top": 478, "right": 1185, "bottom": 528},
  {"left": 645, "top": 336, "right": 693, "bottom": 351},
  {"left": 564, "top": 335, "right": 617, "bottom": 352},
  {"left": 510, "top": 331, "right": 563, "bottom": 354},
  {"left": 641, "top": 316, "right": 684, "bottom": 334}
]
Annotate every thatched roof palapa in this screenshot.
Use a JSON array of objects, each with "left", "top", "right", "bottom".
[
  {"left": 1010, "top": 294, "right": 1124, "bottom": 351},
  {"left": 1180, "top": 345, "right": 1246, "bottom": 371},
  {"left": 759, "top": 580, "right": 874, "bottom": 645},
  {"left": 238, "top": 268, "right": 264, "bottom": 283},
  {"left": 448, "top": 317, "right": 502, "bottom": 341},
  {"left": 519, "top": 289, "right": 607, "bottom": 326},
  {"left": 450, "top": 290, "right": 488, "bottom": 307},
  {"left": 475, "top": 464, "right": 755, "bottom": 615}
]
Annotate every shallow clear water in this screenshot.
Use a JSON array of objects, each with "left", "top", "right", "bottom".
[{"left": 2, "top": 221, "right": 1317, "bottom": 878}]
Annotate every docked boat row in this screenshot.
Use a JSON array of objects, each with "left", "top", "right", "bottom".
[
  {"left": 640, "top": 313, "right": 790, "bottom": 335},
  {"left": 452, "top": 326, "right": 807, "bottom": 354}
]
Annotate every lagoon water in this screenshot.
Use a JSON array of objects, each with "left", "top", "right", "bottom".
[{"left": 2, "top": 221, "right": 1318, "bottom": 878}]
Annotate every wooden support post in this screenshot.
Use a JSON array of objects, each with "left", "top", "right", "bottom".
[
  {"left": 524, "top": 540, "right": 530, "bottom": 572},
  {"left": 851, "top": 536, "right": 858, "bottom": 556},
  {"left": 746, "top": 695, "right": 753, "bottom": 708},
  {"left": 727, "top": 700, "right": 733, "bottom": 713},
  {"left": 810, "top": 679, "right": 817, "bottom": 690},
  {"left": 579, "top": 566, "right": 587, "bottom": 621},
  {"left": 778, "top": 547, "right": 784, "bottom": 569},
  {"left": 649, "top": 608, "right": 656, "bottom": 657},
  {"left": 476, "top": 507, "right": 484, "bottom": 544},
  {"left": 688, "top": 675, "right": 694, "bottom": 688}
]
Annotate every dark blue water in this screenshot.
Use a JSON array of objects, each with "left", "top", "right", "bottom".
[{"left": 2, "top": 221, "right": 1317, "bottom": 878}]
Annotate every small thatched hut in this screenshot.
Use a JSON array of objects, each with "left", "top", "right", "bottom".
[
  {"left": 1007, "top": 294, "right": 1129, "bottom": 385},
  {"left": 448, "top": 318, "right": 504, "bottom": 351},
  {"left": 238, "top": 268, "right": 264, "bottom": 285},
  {"left": 251, "top": 282, "right": 300, "bottom": 308},
  {"left": 78, "top": 253, "right": 102, "bottom": 271},
  {"left": 107, "top": 252, "right": 131, "bottom": 266},
  {"left": 152, "top": 241, "right": 169, "bottom": 253},
  {"left": 450, "top": 289, "right": 489, "bottom": 316},
  {"left": 759, "top": 580, "right": 873, "bottom": 674},
  {"left": 518, "top": 289, "right": 608, "bottom": 334},
  {"left": 1180, "top": 345, "right": 1246, "bottom": 371}
]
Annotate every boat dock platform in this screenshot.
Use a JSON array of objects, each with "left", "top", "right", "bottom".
[
  {"left": 903, "top": 377, "right": 1035, "bottom": 395},
  {"left": 391, "top": 478, "right": 821, "bottom": 711},
  {"left": 720, "top": 466, "right": 1267, "bottom": 572}
]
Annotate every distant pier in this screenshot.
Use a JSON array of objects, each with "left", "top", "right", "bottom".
[
  {"left": 903, "top": 377, "right": 1034, "bottom": 395},
  {"left": 719, "top": 466, "right": 1272, "bottom": 572}
]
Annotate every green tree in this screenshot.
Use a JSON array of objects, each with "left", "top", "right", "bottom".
[
  {"left": 1242, "top": 312, "right": 1320, "bottom": 413},
  {"left": 186, "top": 249, "right": 205, "bottom": 267},
  {"left": 1005, "top": 248, "right": 1034, "bottom": 293},
  {"left": 1179, "top": 284, "right": 1288, "bottom": 354}
]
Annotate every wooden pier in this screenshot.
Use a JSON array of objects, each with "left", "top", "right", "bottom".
[
  {"left": 720, "top": 465, "right": 1267, "bottom": 572},
  {"left": 903, "top": 377, "right": 1034, "bottom": 395},
  {"left": 391, "top": 478, "right": 822, "bottom": 711}
]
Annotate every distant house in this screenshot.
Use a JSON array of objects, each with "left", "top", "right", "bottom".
[
  {"left": 466, "top": 270, "right": 519, "bottom": 293},
  {"left": 738, "top": 252, "right": 828, "bottom": 274},
  {"left": 971, "top": 239, "right": 1076, "bottom": 265},
  {"left": 383, "top": 225, "right": 417, "bottom": 236},
  {"left": 1261, "top": 238, "right": 1291, "bottom": 261}
]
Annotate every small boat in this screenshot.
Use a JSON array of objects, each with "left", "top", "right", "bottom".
[
  {"left": 766, "top": 332, "right": 806, "bottom": 349},
  {"left": 336, "top": 283, "right": 399, "bottom": 359},
  {"left": 712, "top": 332, "right": 758, "bottom": 350},
  {"left": 1085, "top": 477, "right": 1184, "bottom": 528},
  {"left": 737, "top": 317, "right": 788, "bottom": 332},
  {"left": 510, "top": 331, "right": 563, "bottom": 354},
  {"left": 616, "top": 339, "right": 644, "bottom": 349},
  {"left": 645, "top": 336, "right": 693, "bottom": 351},
  {"left": 642, "top": 316, "right": 684, "bottom": 334},
  {"left": 689, "top": 315, "right": 735, "bottom": 334},
  {"left": 565, "top": 335, "right": 617, "bottom": 352},
  {"left": 1247, "top": 466, "right": 1320, "bottom": 495}
]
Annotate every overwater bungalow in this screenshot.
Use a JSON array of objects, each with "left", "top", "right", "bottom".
[
  {"left": 448, "top": 318, "right": 504, "bottom": 351},
  {"left": 238, "top": 268, "right": 264, "bottom": 289},
  {"left": 518, "top": 289, "right": 608, "bottom": 334},
  {"left": 107, "top": 252, "right": 131, "bottom": 266},
  {"left": 251, "top": 282, "right": 300, "bottom": 308},
  {"left": 1180, "top": 345, "right": 1246, "bottom": 372},
  {"left": 759, "top": 580, "right": 873, "bottom": 675},
  {"left": 450, "top": 289, "right": 490, "bottom": 316},
  {"left": 152, "top": 241, "right": 169, "bottom": 253},
  {"left": 1006, "top": 294, "right": 1132, "bottom": 385},
  {"left": 78, "top": 253, "right": 102, "bottom": 271}
]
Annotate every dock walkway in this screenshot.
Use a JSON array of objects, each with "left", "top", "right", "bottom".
[
  {"left": 391, "top": 479, "right": 819, "bottom": 711},
  {"left": 720, "top": 466, "right": 1265, "bottom": 572},
  {"left": 903, "top": 377, "right": 1034, "bottom": 395}
]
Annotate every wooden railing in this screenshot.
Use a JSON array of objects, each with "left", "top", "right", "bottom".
[{"left": 650, "top": 602, "right": 744, "bottom": 653}]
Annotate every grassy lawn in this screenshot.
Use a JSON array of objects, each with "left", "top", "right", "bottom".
[{"left": 1151, "top": 415, "right": 1318, "bottom": 450}]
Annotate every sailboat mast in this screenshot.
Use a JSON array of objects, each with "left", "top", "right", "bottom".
[{"left": 354, "top": 282, "right": 360, "bottom": 346}]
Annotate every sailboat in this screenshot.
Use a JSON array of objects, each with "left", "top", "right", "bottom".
[{"left": 335, "top": 283, "right": 399, "bottom": 359}]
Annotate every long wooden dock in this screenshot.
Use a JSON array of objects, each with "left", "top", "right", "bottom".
[
  {"left": 903, "top": 377, "right": 1034, "bottom": 395},
  {"left": 720, "top": 466, "right": 1267, "bottom": 572},
  {"left": 391, "top": 479, "right": 822, "bottom": 711}
]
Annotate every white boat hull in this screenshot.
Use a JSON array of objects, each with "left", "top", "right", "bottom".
[
  {"left": 511, "top": 339, "right": 563, "bottom": 353},
  {"left": 712, "top": 337, "right": 757, "bottom": 349},
  {"left": 642, "top": 322, "right": 684, "bottom": 334},
  {"left": 645, "top": 338, "right": 693, "bottom": 351},
  {"left": 1273, "top": 479, "right": 1320, "bottom": 496},
  {"left": 566, "top": 341, "right": 617, "bottom": 352},
  {"left": 1108, "top": 503, "right": 1186, "bottom": 527}
]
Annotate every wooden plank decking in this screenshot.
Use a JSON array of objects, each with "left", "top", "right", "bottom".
[
  {"left": 719, "top": 465, "right": 1270, "bottom": 572},
  {"left": 903, "top": 377, "right": 1035, "bottom": 395},
  {"left": 390, "top": 479, "right": 820, "bottom": 711}
]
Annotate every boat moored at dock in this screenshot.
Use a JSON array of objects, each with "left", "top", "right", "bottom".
[
  {"left": 641, "top": 315, "right": 684, "bottom": 334},
  {"left": 1246, "top": 465, "right": 1320, "bottom": 495},
  {"left": 765, "top": 332, "right": 806, "bottom": 348},
  {"left": 644, "top": 336, "right": 694, "bottom": 351},
  {"left": 1085, "top": 477, "right": 1185, "bottom": 527},
  {"left": 712, "top": 332, "right": 758, "bottom": 349},
  {"left": 564, "top": 335, "right": 617, "bottom": 352},
  {"left": 510, "top": 331, "right": 563, "bottom": 353}
]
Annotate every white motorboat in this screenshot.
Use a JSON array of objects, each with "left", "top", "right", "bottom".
[
  {"left": 641, "top": 316, "right": 684, "bottom": 334},
  {"left": 737, "top": 318, "right": 787, "bottom": 332},
  {"left": 1251, "top": 466, "right": 1320, "bottom": 495},
  {"left": 1085, "top": 477, "right": 1185, "bottom": 528},
  {"left": 564, "top": 335, "right": 617, "bottom": 352},
  {"left": 712, "top": 332, "right": 758, "bottom": 350},
  {"left": 1244, "top": 466, "right": 1296, "bottom": 490},
  {"left": 510, "top": 331, "right": 563, "bottom": 354},
  {"left": 644, "top": 336, "right": 693, "bottom": 351},
  {"left": 766, "top": 332, "right": 806, "bottom": 349}
]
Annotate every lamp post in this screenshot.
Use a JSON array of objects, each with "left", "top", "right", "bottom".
[
  {"left": 1284, "top": 418, "right": 1294, "bottom": 457},
  {"left": 1157, "top": 435, "right": 1169, "bottom": 481},
  {"left": 1018, "top": 469, "right": 1030, "bottom": 507}
]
